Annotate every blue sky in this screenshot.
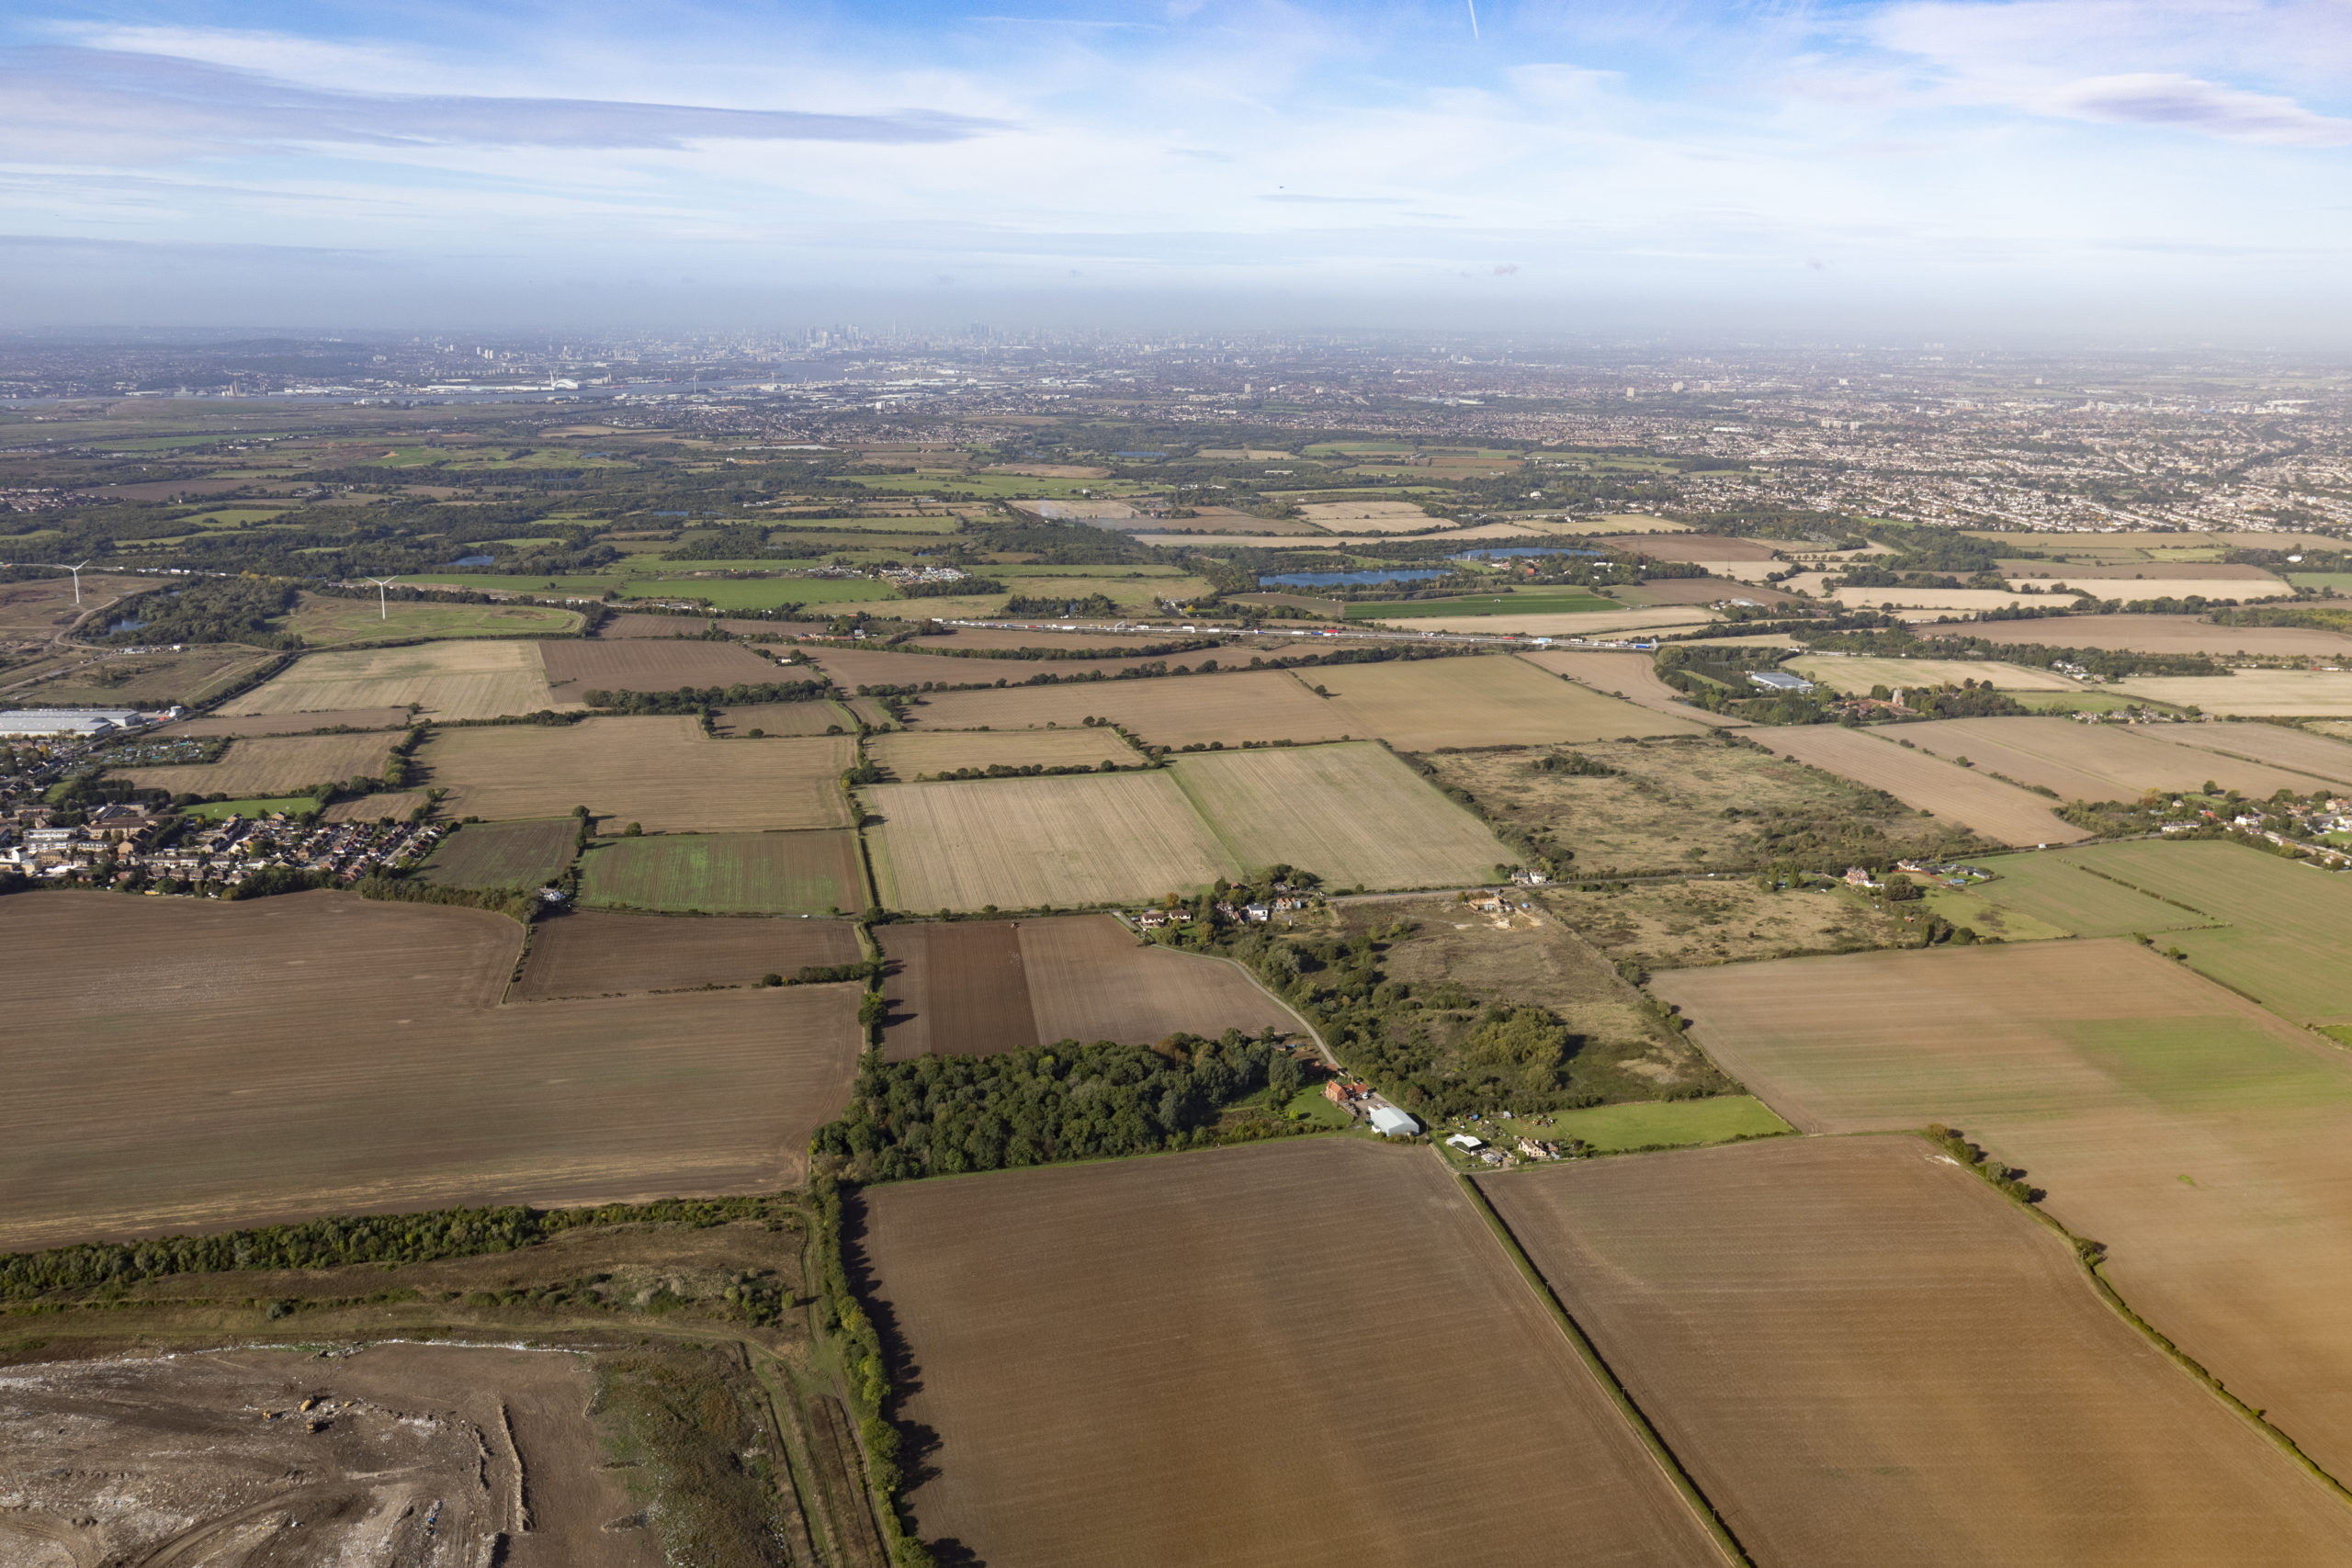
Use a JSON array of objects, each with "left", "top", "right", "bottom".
[{"left": 3, "top": 0, "right": 2347, "bottom": 330}]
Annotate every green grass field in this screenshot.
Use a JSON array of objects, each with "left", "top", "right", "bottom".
[
  {"left": 1920, "top": 884, "right": 2075, "bottom": 942},
  {"left": 1510, "top": 1096, "right": 1792, "bottom": 1154},
  {"left": 418, "top": 818, "right": 578, "bottom": 890},
  {"left": 184, "top": 795, "right": 316, "bottom": 819},
  {"left": 1346, "top": 592, "right": 1622, "bottom": 621},
  {"left": 1956, "top": 851, "right": 2216, "bottom": 937},
  {"left": 577, "top": 829, "right": 865, "bottom": 915},
  {"left": 283, "top": 593, "right": 582, "bottom": 647}
]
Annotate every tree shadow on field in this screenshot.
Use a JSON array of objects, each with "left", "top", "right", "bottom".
[{"left": 839, "top": 1189, "right": 951, "bottom": 1499}]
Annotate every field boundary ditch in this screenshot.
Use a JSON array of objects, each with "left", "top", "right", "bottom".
[{"left": 1456, "top": 1167, "right": 1754, "bottom": 1568}]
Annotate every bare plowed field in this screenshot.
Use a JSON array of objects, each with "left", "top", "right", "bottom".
[
  {"left": 1929, "top": 614, "right": 2352, "bottom": 658},
  {"left": 117, "top": 731, "right": 398, "bottom": 796},
  {"left": 0, "top": 893, "right": 863, "bottom": 1247},
  {"left": 221, "top": 639, "right": 569, "bottom": 720},
  {"left": 910, "top": 669, "right": 1348, "bottom": 747},
  {"left": 708, "top": 699, "right": 853, "bottom": 736},
  {"left": 870, "top": 728, "right": 1140, "bottom": 778},
  {"left": 880, "top": 915, "right": 1295, "bottom": 1058},
  {"left": 1317, "top": 654, "right": 1710, "bottom": 749},
  {"left": 1760, "top": 725, "right": 2083, "bottom": 844},
  {"left": 577, "top": 830, "right": 866, "bottom": 916},
  {"left": 421, "top": 717, "right": 851, "bottom": 832},
  {"left": 1518, "top": 649, "right": 1743, "bottom": 726},
  {"left": 1486, "top": 1137, "right": 2352, "bottom": 1567},
  {"left": 0, "top": 1344, "right": 654, "bottom": 1568},
  {"left": 163, "top": 706, "right": 413, "bottom": 738},
  {"left": 539, "top": 637, "right": 786, "bottom": 697},
  {"left": 2116, "top": 670, "right": 2352, "bottom": 716},
  {"left": 418, "top": 818, "right": 579, "bottom": 889},
  {"left": 1894, "top": 716, "right": 2325, "bottom": 801},
  {"left": 1654, "top": 939, "right": 2352, "bottom": 1483},
  {"left": 861, "top": 1140, "right": 1724, "bottom": 1568},
  {"left": 517, "top": 910, "right": 859, "bottom": 999},
  {"left": 866, "top": 772, "right": 1240, "bottom": 911},
  {"left": 1170, "top": 742, "right": 1511, "bottom": 888}
]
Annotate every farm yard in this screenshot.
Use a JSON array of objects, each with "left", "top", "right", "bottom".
[
  {"left": 860, "top": 1140, "right": 1725, "bottom": 1568},
  {"left": 879, "top": 915, "right": 1296, "bottom": 1059},
  {"left": 1170, "top": 742, "right": 1511, "bottom": 889},
  {"left": 865, "top": 772, "right": 1239, "bottom": 911},
  {"left": 419, "top": 718, "right": 852, "bottom": 832},
  {"left": 1654, "top": 938, "right": 2352, "bottom": 1483},
  {"left": 1892, "top": 715, "right": 2332, "bottom": 801},
  {"left": 515, "top": 909, "right": 860, "bottom": 1000},
  {"left": 2114, "top": 671, "right": 2352, "bottom": 716},
  {"left": 220, "top": 639, "right": 570, "bottom": 720},
  {"left": 416, "top": 817, "right": 579, "bottom": 890},
  {"left": 1486, "top": 1137, "right": 2352, "bottom": 1566},
  {"left": 537, "top": 637, "right": 793, "bottom": 698},
  {"left": 0, "top": 892, "right": 864, "bottom": 1249},
  {"left": 576, "top": 830, "right": 866, "bottom": 915},
  {"left": 908, "top": 668, "right": 1351, "bottom": 747},
  {"left": 1314, "top": 653, "right": 1710, "bottom": 749},
  {"left": 870, "top": 727, "right": 1142, "bottom": 777},
  {"left": 1760, "top": 725, "right": 2085, "bottom": 845},
  {"left": 280, "top": 592, "right": 582, "bottom": 647},
  {"left": 113, "top": 731, "right": 398, "bottom": 797}
]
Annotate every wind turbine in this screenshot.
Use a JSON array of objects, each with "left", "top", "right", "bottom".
[
  {"left": 62, "top": 559, "right": 90, "bottom": 604},
  {"left": 365, "top": 576, "right": 401, "bottom": 620}
]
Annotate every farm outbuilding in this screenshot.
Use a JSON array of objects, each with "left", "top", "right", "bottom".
[
  {"left": 0, "top": 707, "right": 142, "bottom": 737},
  {"left": 1369, "top": 1107, "right": 1419, "bottom": 1138}
]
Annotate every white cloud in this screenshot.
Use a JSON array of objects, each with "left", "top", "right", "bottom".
[{"left": 2050, "top": 73, "right": 2352, "bottom": 144}]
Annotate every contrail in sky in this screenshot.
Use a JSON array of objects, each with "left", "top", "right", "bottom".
[{"left": 1466, "top": 0, "right": 1480, "bottom": 39}]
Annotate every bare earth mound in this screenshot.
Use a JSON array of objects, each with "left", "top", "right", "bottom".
[
  {"left": 118, "top": 732, "right": 397, "bottom": 796},
  {"left": 539, "top": 637, "right": 788, "bottom": 697},
  {"left": 1485, "top": 1137, "right": 2352, "bottom": 1567},
  {"left": 859, "top": 1139, "right": 1724, "bottom": 1568},
  {"left": 1654, "top": 939, "right": 2352, "bottom": 1485},
  {"left": 0, "top": 892, "right": 862, "bottom": 1247},
  {"left": 221, "top": 640, "right": 569, "bottom": 720},
  {"left": 422, "top": 717, "right": 851, "bottom": 832},
  {"left": 880, "top": 915, "right": 1296, "bottom": 1059},
  {"left": 1316, "top": 653, "right": 1710, "bottom": 749},
  {"left": 1762, "top": 725, "right": 2084, "bottom": 844},
  {"left": 517, "top": 909, "right": 860, "bottom": 999}
]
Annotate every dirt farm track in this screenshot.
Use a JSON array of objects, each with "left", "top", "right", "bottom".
[{"left": 0, "top": 892, "right": 864, "bottom": 1249}]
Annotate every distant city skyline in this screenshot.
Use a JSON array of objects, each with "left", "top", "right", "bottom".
[{"left": 3, "top": 0, "right": 2346, "bottom": 333}]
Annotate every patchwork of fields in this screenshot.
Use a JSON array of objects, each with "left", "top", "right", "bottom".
[
  {"left": 862, "top": 1140, "right": 1725, "bottom": 1567},
  {"left": 910, "top": 668, "right": 1350, "bottom": 746},
  {"left": 1656, "top": 939, "right": 2352, "bottom": 1483},
  {"left": 421, "top": 717, "right": 851, "bottom": 832},
  {"left": 1314, "top": 653, "right": 1710, "bottom": 748},
  {"left": 1487, "top": 1136, "right": 2352, "bottom": 1566}
]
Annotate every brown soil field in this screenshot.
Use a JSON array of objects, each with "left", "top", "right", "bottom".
[
  {"left": 870, "top": 727, "right": 1141, "bottom": 777},
  {"left": 163, "top": 705, "right": 414, "bottom": 738},
  {"left": 517, "top": 909, "right": 860, "bottom": 999},
  {"left": 597, "top": 612, "right": 825, "bottom": 637},
  {"left": 1544, "top": 879, "right": 1905, "bottom": 970},
  {"left": 1317, "top": 654, "right": 1711, "bottom": 749},
  {"left": 1426, "top": 735, "right": 1966, "bottom": 876},
  {"left": 222, "top": 639, "right": 568, "bottom": 720},
  {"left": 1760, "top": 725, "right": 2085, "bottom": 845},
  {"left": 1594, "top": 532, "right": 1781, "bottom": 561},
  {"left": 118, "top": 731, "right": 398, "bottom": 795},
  {"left": 421, "top": 717, "right": 852, "bottom": 832},
  {"left": 1893, "top": 716, "right": 2328, "bottom": 801},
  {"left": 538, "top": 637, "right": 788, "bottom": 698},
  {"left": 1519, "top": 649, "right": 1745, "bottom": 726},
  {"left": 910, "top": 669, "right": 1349, "bottom": 747},
  {"left": 1344, "top": 894, "right": 1719, "bottom": 1100},
  {"left": 9, "top": 644, "right": 282, "bottom": 707},
  {"left": 865, "top": 772, "right": 1239, "bottom": 911},
  {"left": 1924, "top": 614, "right": 2352, "bottom": 658},
  {"left": 1654, "top": 939, "right": 2352, "bottom": 1483},
  {"left": 0, "top": 891, "right": 862, "bottom": 1248},
  {"left": 0, "top": 1343, "right": 655, "bottom": 1568},
  {"left": 816, "top": 644, "right": 1232, "bottom": 690},
  {"left": 707, "top": 698, "right": 853, "bottom": 736},
  {"left": 1170, "top": 742, "right": 1512, "bottom": 889},
  {"left": 2161, "top": 720, "right": 2352, "bottom": 785},
  {"left": 859, "top": 1139, "right": 1724, "bottom": 1568},
  {"left": 2117, "top": 670, "right": 2352, "bottom": 716},
  {"left": 879, "top": 915, "right": 1297, "bottom": 1059},
  {"left": 1485, "top": 1136, "right": 2352, "bottom": 1567}
]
